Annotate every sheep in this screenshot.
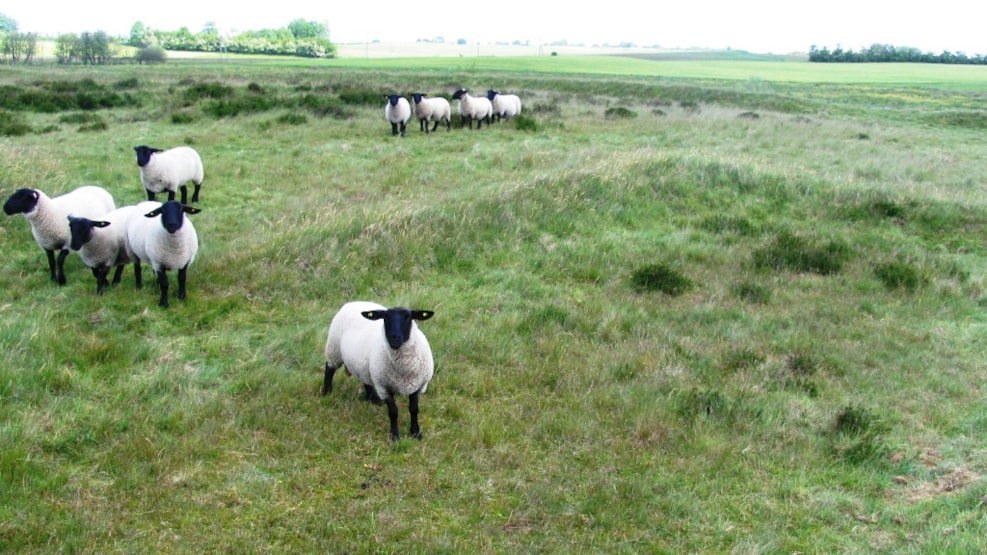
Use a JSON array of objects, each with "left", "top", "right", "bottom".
[
  {"left": 452, "top": 88, "right": 492, "bottom": 129},
  {"left": 322, "top": 301, "right": 436, "bottom": 440},
  {"left": 133, "top": 145, "right": 204, "bottom": 205},
  {"left": 124, "top": 200, "right": 200, "bottom": 308},
  {"left": 67, "top": 203, "right": 147, "bottom": 295},
  {"left": 384, "top": 94, "right": 412, "bottom": 137},
  {"left": 3, "top": 185, "right": 115, "bottom": 285},
  {"left": 486, "top": 89, "right": 522, "bottom": 122},
  {"left": 411, "top": 93, "right": 452, "bottom": 133}
]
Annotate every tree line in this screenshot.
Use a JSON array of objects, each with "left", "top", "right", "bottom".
[
  {"left": 809, "top": 44, "right": 987, "bottom": 65},
  {"left": 0, "top": 13, "right": 334, "bottom": 65}
]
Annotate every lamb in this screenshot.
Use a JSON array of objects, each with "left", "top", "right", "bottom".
[
  {"left": 452, "top": 88, "right": 492, "bottom": 129},
  {"left": 322, "top": 301, "right": 436, "bottom": 441},
  {"left": 67, "top": 203, "right": 146, "bottom": 295},
  {"left": 3, "top": 185, "right": 115, "bottom": 285},
  {"left": 411, "top": 93, "right": 451, "bottom": 133},
  {"left": 384, "top": 94, "right": 412, "bottom": 137},
  {"left": 124, "top": 200, "right": 200, "bottom": 308},
  {"left": 133, "top": 145, "right": 204, "bottom": 205},
  {"left": 486, "top": 89, "right": 522, "bottom": 122}
]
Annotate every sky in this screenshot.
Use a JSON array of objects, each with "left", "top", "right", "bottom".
[{"left": 4, "top": 1, "right": 986, "bottom": 55}]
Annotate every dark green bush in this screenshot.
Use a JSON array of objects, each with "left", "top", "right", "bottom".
[
  {"left": 874, "top": 261, "right": 926, "bottom": 290},
  {"left": 513, "top": 114, "right": 538, "bottom": 132},
  {"left": 0, "top": 111, "right": 31, "bottom": 136},
  {"left": 752, "top": 231, "right": 849, "bottom": 275},
  {"left": 732, "top": 281, "right": 772, "bottom": 304},
  {"left": 184, "top": 82, "right": 234, "bottom": 104},
  {"left": 630, "top": 263, "right": 693, "bottom": 295},
  {"left": 604, "top": 106, "right": 637, "bottom": 119}
]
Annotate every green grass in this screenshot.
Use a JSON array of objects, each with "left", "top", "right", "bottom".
[{"left": 1, "top": 57, "right": 986, "bottom": 553}]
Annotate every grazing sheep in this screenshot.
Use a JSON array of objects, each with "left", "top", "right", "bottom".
[
  {"left": 486, "top": 89, "right": 522, "bottom": 122},
  {"left": 3, "top": 185, "right": 115, "bottom": 285},
  {"left": 411, "top": 93, "right": 451, "bottom": 133},
  {"left": 133, "top": 145, "right": 204, "bottom": 205},
  {"left": 124, "top": 200, "right": 200, "bottom": 308},
  {"left": 452, "top": 88, "right": 492, "bottom": 129},
  {"left": 384, "top": 94, "right": 412, "bottom": 137},
  {"left": 322, "top": 301, "right": 436, "bottom": 440},
  {"left": 67, "top": 203, "right": 145, "bottom": 295}
]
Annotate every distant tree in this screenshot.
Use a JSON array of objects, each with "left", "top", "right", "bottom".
[
  {"left": 1, "top": 31, "right": 37, "bottom": 64},
  {"left": 288, "top": 19, "right": 327, "bottom": 39},
  {"left": 55, "top": 33, "right": 81, "bottom": 63},
  {"left": 129, "top": 22, "right": 147, "bottom": 46},
  {"left": 135, "top": 45, "right": 167, "bottom": 64},
  {"left": 0, "top": 13, "right": 17, "bottom": 32}
]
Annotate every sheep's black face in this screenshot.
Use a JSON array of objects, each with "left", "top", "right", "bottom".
[
  {"left": 67, "top": 216, "right": 94, "bottom": 250},
  {"left": 134, "top": 145, "right": 159, "bottom": 167},
  {"left": 146, "top": 201, "right": 200, "bottom": 234},
  {"left": 3, "top": 188, "right": 39, "bottom": 215},
  {"left": 387, "top": 95, "right": 401, "bottom": 107},
  {"left": 362, "top": 308, "right": 435, "bottom": 350}
]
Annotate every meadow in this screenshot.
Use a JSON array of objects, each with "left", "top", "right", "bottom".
[{"left": 1, "top": 53, "right": 986, "bottom": 553}]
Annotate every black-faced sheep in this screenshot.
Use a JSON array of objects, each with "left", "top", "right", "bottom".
[
  {"left": 323, "top": 301, "right": 435, "bottom": 440},
  {"left": 133, "top": 145, "right": 204, "bottom": 205}
]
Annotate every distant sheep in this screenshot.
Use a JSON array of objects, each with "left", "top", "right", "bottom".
[
  {"left": 486, "top": 89, "right": 522, "bottom": 122},
  {"left": 67, "top": 203, "right": 145, "bottom": 295},
  {"left": 385, "top": 94, "right": 412, "bottom": 137},
  {"left": 322, "top": 301, "right": 436, "bottom": 440},
  {"left": 124, "top": 200, "right": 200, "bottom": 308},
  {"left": 452, "top": 88, "right": 492, "bottom": 129},
  {"left": 133, "top": 145, "right": 204, "bottom": 205},
  {"left": 3, "top": 185, "right": 115, "bottom": 285},
  {"left": 411, "top": 93, "right": 451, "bottom": 133}
]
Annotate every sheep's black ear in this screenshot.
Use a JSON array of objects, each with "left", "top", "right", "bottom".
[
  {"left": 144, "top": 208, "right": 162, "bottom": 218},
  {"left": 94, "top": 221, "right": 111, "bottom": 228},
  {"left": 182, "top": 206, "right": 202, "bottom": 215},
  {"left": 362, "top": 310, "right": 384, "bottom": 321},
  {"left": 412, "top": 310, "right": 434, "bottom": 321}
]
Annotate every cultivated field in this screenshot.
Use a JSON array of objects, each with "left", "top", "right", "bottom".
[{"left": 1, "top": 54, "right": 986, "bottom": 553}]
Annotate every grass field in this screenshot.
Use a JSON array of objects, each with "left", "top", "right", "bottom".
[{"left": 1, "top": 54, "right": 986, "bottom": 553}]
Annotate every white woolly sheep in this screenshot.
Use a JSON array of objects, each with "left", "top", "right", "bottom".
[
  {"left": 133, "top": 145, "right": 204, "bottom": 205},
  {"left": 3, "top": 185, "right": 115, "bottom": 285},
  {"left": 322, "top": 301, "right": 436, "bottom": 441},
  {"left": 124, "top": 200, "right": 200, "bottom": 308},
  {"left": 67, "top": 203, "right": 146, "bottom": 295},
  {"left": 486, "top": 89, "right": 522, "bottom": 122},
  {"left": 384, "top": 94, "right": 412, "bottom": 137},
  {"left": 411, "top": 93, "right": 451, "bottom": 133},
  {"left": 452, "top": 88, "right": 492, "bottom": 129}
]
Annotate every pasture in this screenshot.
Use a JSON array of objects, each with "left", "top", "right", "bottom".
[{"left": 1, "top": 54, "right": 986, "bottom": 552}]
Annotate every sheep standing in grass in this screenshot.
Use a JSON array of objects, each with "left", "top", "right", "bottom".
[
  {"left": 452, "top": 88, "right": 492, "bottom": 129},
  {"left": 3, "top": 185, "right": 115, "bottom": 285},
  {"left": 124, "top": 200, "right": 200, "bottom": 308},
  {"left": 322, "top": 301, "right": 436, "bottom": 440},
  {"left": 384, "top": 94, "right": 412, "bottom": 137},
  {"left": 67, "top": 203, "right": 146, "bottom": 295},
  {"left": 133, "top": 145, "right": 204, "bottom": 205},
  {"left": 411, "top": 93, "right": 451, "bottom": 133},
  {"left": 486, "top": 89, "right": 522, "bottom": 122}
]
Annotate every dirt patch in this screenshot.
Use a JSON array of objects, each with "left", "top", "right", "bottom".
[{"left": 907, "top": 467, "right": 981, "bottom": 503}]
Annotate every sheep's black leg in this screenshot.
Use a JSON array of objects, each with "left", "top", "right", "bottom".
[
  {"left": 431, "top": 120, "right": 439, "bottom": 133},
  {"left": 364, "top": 384, "right": 383, "bottom": 405},
  {"left": 111, "top": 265, "right": 124, "bottom": 286},
  {"left": 156, "top": 269, "right": 169, "bottom": 308},
  {"left": 45, "top": 249, "right": 58, "bottom": 283},
  {"left": 167, "top": 190, "right": 176, "bottom": 201},
  {"left": 321, "top": 362, "right": 337, "bottom": 395},
  {"left": 444, "top": 118, "right": 450, "bottom": 131},
  {"left": 179, "top": 185, "right": 188, "bottom": 205},
  {"left": 409, "top": 391, "right": 422, "bottom": 440},
  {"left": 191, "top": 182, "right": 201, "bottom": 203},
  {"left": 94, "top": 266, "right": 110, "bottom": 295},
  {"left": 390, "top": 122, "right": 399, "bottom": 135},
  {"left": 177, "top": 265, "right": 188, "bottom": 301},
  {"left": 133, "top": 260, "right": 143, "bottom": 289},
  {"left": 146, "top": 190, "right": 156, "bottom": 201},
  {"left": 419, "top": 118, "right": 426, "bottom": 133},
  {"left": 55, "top": 249, "right": 69, "bottom": 285},
  {"left": 385, "top": 397, "right": 400, "bottom": 441},
  {"left": 399, "top": 121, "right": 406, "bottom": 137}
]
